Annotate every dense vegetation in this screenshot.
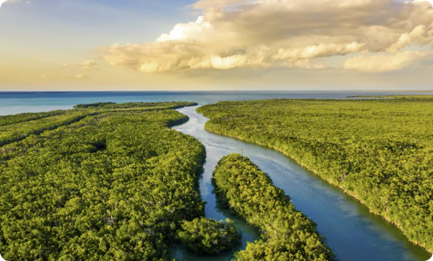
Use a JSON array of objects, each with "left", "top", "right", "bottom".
[
  {"left": 176, "top": 217, "right": 241, "bottom": 255},
  {"left": 74, "top": 101, "right": 197, "bottom": 110},
  {"left": 0, "top": 102, "right": 197, "bottom": 148},
  {"left": 198, "top": 98, "right": 433, "bottom": 253},
  {"left": 0, "top": 111, "right": 88, "bottom": 146},
  {"left": 74, "top": 102, "right": 116, "bottom": 108},
  {"left": 0, "top": 110, "right": 65, "bottom": 127},
  {"left": 213, "top": 154, "right": 333, "bottom": 260},
  {"left": 350, "top": 95, "right": 433, "bottom": 100},
  {"left": 0, "top": 102, "right": 212, "bottom": 260}
]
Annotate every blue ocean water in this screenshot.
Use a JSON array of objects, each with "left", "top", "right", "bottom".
[{"left": 0, "top": 90, "right": 428, "bottom": 115}]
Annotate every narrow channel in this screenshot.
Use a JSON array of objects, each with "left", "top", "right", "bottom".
[{"left": 172, "top": 105, "right": 430, "bottom": 261}]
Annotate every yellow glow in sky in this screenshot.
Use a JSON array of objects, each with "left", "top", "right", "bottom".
[{"left": 1, "top": 0, "right": 433, "bottom": 90}]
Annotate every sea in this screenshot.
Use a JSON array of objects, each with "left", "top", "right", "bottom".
[{"left": 0, "top": 90, "right": 429, "bottom": 115}]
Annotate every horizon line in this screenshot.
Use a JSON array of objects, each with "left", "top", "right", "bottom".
[{"left": 1, "top": 90, "right": 433, "bottom": 93}]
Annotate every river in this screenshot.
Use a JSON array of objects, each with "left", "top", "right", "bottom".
[{"left": 173, "top": 105, "right": 431, "bottom": 261}]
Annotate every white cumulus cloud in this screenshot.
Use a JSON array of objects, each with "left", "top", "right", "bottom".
[{"left": 105, "top": 0, "right": 433, "bottom": 73}]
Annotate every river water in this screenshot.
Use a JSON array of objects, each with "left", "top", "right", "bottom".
[{"left": 173, "top": 106, "right": 431, "bottom": 261}]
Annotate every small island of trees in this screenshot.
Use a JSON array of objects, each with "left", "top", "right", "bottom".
[
  {"left": 213, "top": 154, "right": 333, "bottom": 260},
  {"left": 176, "top": 217, "right": 241, "bottom": 255}
]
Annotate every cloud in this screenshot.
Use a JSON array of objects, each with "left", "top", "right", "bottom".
[
  {"left": 81, "top": 60, "right": 97, "bottom": 70},
  {"left": 74, "top": 74, "right": 87, "bottom": 79},
  {"left": 105, "top": 0, "right": 433, "bottom": 73},
  {"left": 60, "top": 73, "right": 88, "bottom": 80},
  {"left": 0, "top": 0, "right": 31, "bottom": 7},
  {"left": 344, "top": 51, "right": 431, "bottom": 72},
  {"left": 386, "top": 24, "right": 433, "bottom": 53}
]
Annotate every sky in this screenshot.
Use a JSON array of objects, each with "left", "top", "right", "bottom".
[{"left": 1, "top": 0, "right": 433, "bottom": 91}]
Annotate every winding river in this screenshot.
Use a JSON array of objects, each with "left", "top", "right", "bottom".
[{"left": 173, "top": 105, "right": 431, "bottom": 261}]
